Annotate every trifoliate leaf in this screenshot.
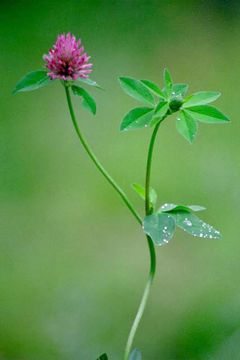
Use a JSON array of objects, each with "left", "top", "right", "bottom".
[
  {"left": 119, "top": 77, "right": 155, "bottom": 105},
  {"left": 13, "top": 70, "right": 51, "bottom": 94},
  {"left": 120, "top": 107, "right": 154, "bottom": 131}
]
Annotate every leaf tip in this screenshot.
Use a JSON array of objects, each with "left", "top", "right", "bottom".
[{"left": 118, "top": 76, "right": 125, "bottom": 84}]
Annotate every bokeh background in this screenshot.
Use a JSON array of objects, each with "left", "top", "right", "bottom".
[{"left": 1, "top": 1, "right": 240, "bottom": 359}]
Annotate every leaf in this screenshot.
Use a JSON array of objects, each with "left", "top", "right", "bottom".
[
  {"left": 172, "top": 211, "right": 221, "bottom": 239},
  {"left": 188, "top": 205, "right": 206, "bottom": 212},
  {"left": 132, "top": 183, "right": 145, "bottom": 200},
  {"left": 13, "top": 70, "right": 51, "bottom": 94},
  {"left": 140, "top": 79, "right": 166, "bottom": 98},
  {"left": 185, "top": 106, "right": 229, "bottom": 123},
  {"left": 172, "top": 83, "right": 188, "bottom": 97},
  {"left": 155, "top": 101, "right": 169, "bottom": 117},
  {"left": 119, "top": 77, "right": 155, "bottom": 105},
  {"left": 176, "top": 111, "right": 198, "bottom": 143},
  {"left": 183, "top": 91, "right": 221, "bottom": 107},
  {"left": 160, "top": 203, "right": 206, "bottom": 213},
  {"left": 151, "top": 101, "right": 169, "bottom": 126},
  {"left": 96, "top": 354, "right": 108, "bottom": 360},
  {"left": 130, "top": 348, "right": 142, "bottom": 360},
  {"left": 77, "top": 77, "right": 102, "bottom": 89},
  {"left": 72, "top": 85, "right": 96, "bottom": 115},
  {"left": 164, "top": 68, "right": 173, "bottom": 88},
  {"left": 132, "top": 183, "right": 157, "bottom": 207},
  {"left": 163, "top": 68, "right": 173, "bottom": 96},
  {"left": 143, "top": 213, "right": 176, "bottom": 246},
  {"left": 120, "top": 107, "right": 154, "bottom": 131}
]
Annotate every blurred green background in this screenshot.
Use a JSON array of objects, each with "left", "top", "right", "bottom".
[{"left": 1, "top": 1, "right": 240, "bottom": 359}]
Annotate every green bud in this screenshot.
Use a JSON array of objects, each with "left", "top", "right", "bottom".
[{"left": 169, "top": 95, "right": 183, "bottom": 112}]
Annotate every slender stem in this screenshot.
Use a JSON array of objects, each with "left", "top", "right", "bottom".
[
  {"left": 123, "top": 235, "right": 156, "bottom": 360},
  {"left": 64, "top": 85, "right": 142, "bottom": 225},
  {"left": 124, "top": 120, "right": 164, "bottom": 360},
  {"left": 145, "top": 121, "right": 162, "bottom": 215}
]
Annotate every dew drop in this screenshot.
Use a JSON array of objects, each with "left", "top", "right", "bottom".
[{"left": 183, "top": 218, "right": 192, "bottom": 227}]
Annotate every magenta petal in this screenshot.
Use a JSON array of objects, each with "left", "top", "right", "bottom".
[{"left": 43, "top": 33, "right": 93, "bottom": 81}]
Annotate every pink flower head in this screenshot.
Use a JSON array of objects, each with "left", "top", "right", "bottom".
[{"left": 43, "top": 33, "right": 92, "bottom": 81}]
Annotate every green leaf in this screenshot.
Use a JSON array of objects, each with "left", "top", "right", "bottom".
[
  {"left": 140, "top": 79, "right": 166, "bottom": 98},
  {"left": 172, "top": 211, "right": 221, "bottom": 239},
  {"left": 13, "top": 70, "right": 51, "bottom": 94},
  {"left": 96, "top": 354, "right": 108, "bottom": 360},
  {"left": 143, "top": 213, "right": 176, "bottom": 246},
  {"left": 132, "top": 183, "right": 157, "bottom": 207},
  {"left": 77, "top": 77, "right": 102, "bottom": 89},
  {"left": 176, "top": 111, "right": 198, "bottom": 143},
  {"left": 172, "top": 83, "right": 188, "bottom": 97},
  {"left": 155, "top": 101, "right": 169, "bottom": 117},
  {"left": 119, "top": 77, "right": 155, "bottom": 105},
  {"left": 163, "top": 68, "right": 173, "bottom": 96},
  {"left": 183, "top": 91, "right": 221, "bottom": 107},
  {"left": 72, "top": 85, "right": 96, "bottom": 115},
  {"left": 160, "top": 203, "right": 206, "bottom": 213},
  {"left": 130, "top": 348, "right": 142, "bottom": 360},
  {"left": 120, "top": 107, "right": 154, "bottom": 131},
  {"left": 151, "top": 101, "right": 169, "bottom": 126},
  {"left": 188, "top": 205, "right": 206, "bottom": 212},
  {"left": 185, "top": 106, "right": 229, "bottom": 123}
]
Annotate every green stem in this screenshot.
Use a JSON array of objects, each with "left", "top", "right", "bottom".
[
  {"left": 124, "top": 121, "right": 163, "bottom": 360},
  {"left": 145, "top": 121, "right": 162, "bottom": 215},
  {"left": 64, "top": 85, "right": 142, "bottom": 225},
  {"left": 65, "top": 83, "right": 164, "bottom": 360},
  {"left": 123, "top": 235, "right": 156, "bottom": 360}
]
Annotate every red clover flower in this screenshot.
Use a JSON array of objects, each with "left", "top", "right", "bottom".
[{"left": 43, "top": 33, "right": 92, "bottom": 81}]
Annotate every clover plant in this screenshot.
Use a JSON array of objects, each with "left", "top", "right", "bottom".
[{"left": 13, "top": 33, "right": 229, "bottom": 360}]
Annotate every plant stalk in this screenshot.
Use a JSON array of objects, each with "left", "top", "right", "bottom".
[
  {"left": 123, "top": 120, "right": 163, "bottom": 360},
  {"left": 64, "top": 85, "right": 142, "bottom": 225}
]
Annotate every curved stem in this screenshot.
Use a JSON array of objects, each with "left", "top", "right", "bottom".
[
  {"left": 64, "top": 85, "right": 142, "bottom": 225},
  {"left": 124, "top": 121, "right": 163, "bottom": 360}
]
